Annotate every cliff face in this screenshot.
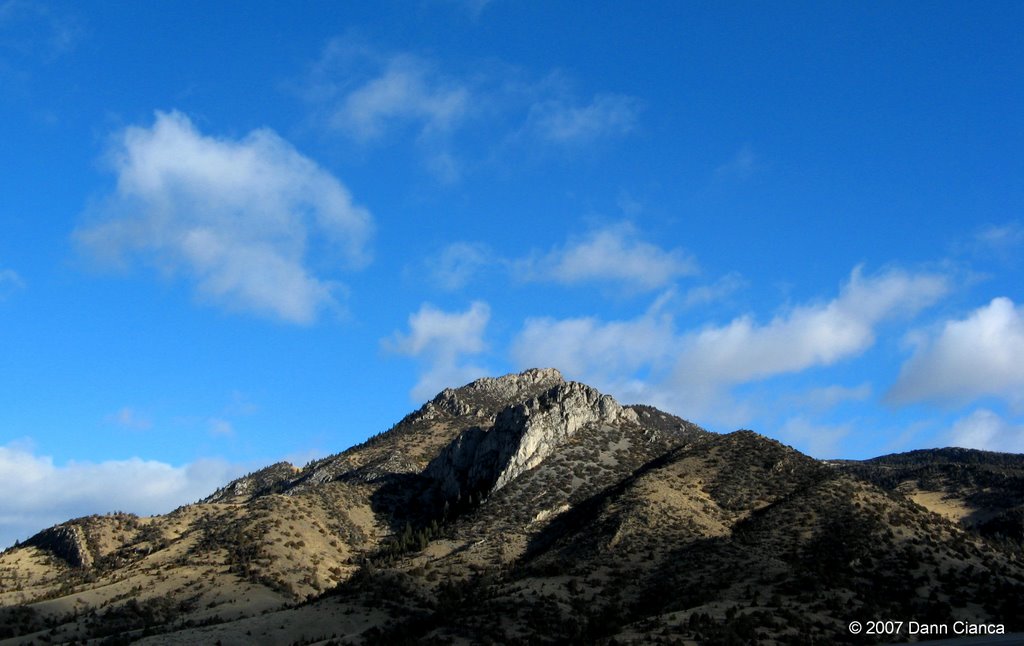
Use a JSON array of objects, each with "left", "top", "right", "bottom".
[
  {"left": 424, "top": 376, "right": 637, "bottom": 500},
  {"left": 23, "top": 524, "right": 92, "bottom": 568}
]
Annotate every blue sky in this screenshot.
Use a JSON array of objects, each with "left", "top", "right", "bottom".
[{"left": 1, "top": 1, "right": 1023, "bottom": 547}]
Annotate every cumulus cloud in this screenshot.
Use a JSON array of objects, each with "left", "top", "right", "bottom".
[
  {"left": 74, "top": 110, "right": 372, "bottom": 324},
  {"left": 518, "top": 223, "right": 697, "bottom": 291},
  {"left": 674, "top": 267, "right": 947, "bottom": 388},
  {"left": 889, "top": 297, "right": 1024, "bottom": 409},
  {"left": 513, "top": 266, "right": 948, "bottom": 422},
  {"left": 526, "top": 93, "right": 642, "bottom": 143},
  {"left": 0, "top": 267, "right": 25, "bottom": 299},
  {"left": 0, "top": 441, "right": 246, "bottom": 549},
  {"left": 947, "top": 409, "right": 1024, "bottom": 453},
  {"left": 514, "top": 309, "right": 676, "bottom": 387},
  {"left": 385, "top": 301, "right": 491, "bottom": 401}
]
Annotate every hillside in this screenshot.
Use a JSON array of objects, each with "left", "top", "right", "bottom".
[{"left": 1, "top": 369, "right": 1022, "bottom": 644}]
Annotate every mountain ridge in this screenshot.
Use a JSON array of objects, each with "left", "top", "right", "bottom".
[{"left": 2, "top": 369, "right": 1022, "bottom": 644}]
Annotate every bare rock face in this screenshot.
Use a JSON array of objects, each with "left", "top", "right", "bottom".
[
  {"left": 420, "top": 367, "right": 567, "bottom": 421},
  {"left": 24, "top": 524, "right": 92, "bottom": 568},
  {"left": 203, "top": 461, "right": 299, "bottom": 503},
  {"left": 424, "top": 373, "right": 638, "bottom": 501}
]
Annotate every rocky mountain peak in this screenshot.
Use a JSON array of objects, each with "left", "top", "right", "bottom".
[
  {"left": 5, "top": 370, "right": 1024, "bottom": 645},
  {"left": 422, "top": 368, "right": 566, "bottom": 419},
  {"left": 424, "top": 374, "right": 638, "bottom": 500}
]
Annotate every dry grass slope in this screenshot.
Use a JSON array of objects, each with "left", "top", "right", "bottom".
[{"left": 2, "top": 369, "right": 1022, "bottom": 644}]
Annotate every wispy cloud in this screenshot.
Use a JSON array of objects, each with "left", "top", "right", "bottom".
[
  {"left": 681, "top": 272, "right": 746, "bottom": 308},
  {"left": 889, "top": 297, "right": 1024, "bottom": 410},
  {"left": 516, "top": 222, "right": 697, "bottom": 291},
  {"left": 385, "top": 301, "right": 491, "bottom": 400},
  {"left": 524, "top": 93, "right": 642, "bottom": 143},
  {"left": 425, "top": 241, "right": 494, "bottom": 291},
  {"left": 323, "top": 51, "right": 469, "bottom": 141},
  {"left": 0, "top": 267, "right": 25, "bottom": 299},
  {"left": 0, "top": 0, "right": 83, "bottom": 62},
  {"left": 207, "top": 418, "right": 234, "bottom": 437},
  {"left": 105, "top": 407, "right": 152, "bottom": 431},
  {"left": 0, "top": 440, "right": 247, "bottom": 549},
  {"left": 970, "top": 222, "right": 1024, "bottom": 264},
  {"left": 74, "top": 110, "right": 373, "bottom": 324},
  {"left": 305, "top": 40, "right": 643, "bottom": 179},
  {"left": 715, "top": 145, "right": 758, "bottom": 179},
  {"left": 422, "top": 223, "right": 694, "bottom": 293}
]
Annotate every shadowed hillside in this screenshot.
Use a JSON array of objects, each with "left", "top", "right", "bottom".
[{"left": 2, "top": 369, "right": 1022, "bottom": 644}]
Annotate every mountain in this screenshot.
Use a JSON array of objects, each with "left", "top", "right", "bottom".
[{"left": 1, "top": 369, "right": 1022, "bottom": 644}]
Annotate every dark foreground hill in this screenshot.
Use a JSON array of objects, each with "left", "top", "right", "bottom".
[{"left": 1, "top": 369, "right": 1022, "bottom": 644}]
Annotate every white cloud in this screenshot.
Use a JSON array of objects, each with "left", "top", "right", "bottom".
[
  {"left": 105, "top": 407, "right": 152, "bottom": 431},
  {"left": 889, "top": 297, "right": 1024, "bottom": 409},
  {"left": 681, "top": 272, "right": 745, "bottom": 308},
  {"left": 328, "top": 54, "right": 469, "bottom": 141},
  {"left": 674, "top": 267, "right": 947, "bottom": 387},
  {"left": 306, "top": 41, "right": 643, "bottom": 177},
  {"left": 947, "top": 409, "right": 1024, "bottom": 453},
  {"left": 75, "top": 110, "right": 372, "bottom": 324},
  {"left": 526, "top": 93, "right": 641, "bottom": 143},
  {"left": 513, "top": 266, "right": 948, "bottom": 422},
  {"left": 0, "top": 440, "right": 246, "bottom": 549},
  {"left": 0, "top": 267, "right": 25, "bottom": 299},
  {"left": 385, "top": 301, "right": 491, "bottom": 400},
  {"left": 513, "top": 309, "right": 677, "bottom": 386},
  {"left": 518, "top": 222, "right": 697, "bottom": 291}
]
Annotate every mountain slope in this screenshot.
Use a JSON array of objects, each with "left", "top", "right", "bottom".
[{"left": 2, "top": 369, "right": 1022, "bottom": 644}]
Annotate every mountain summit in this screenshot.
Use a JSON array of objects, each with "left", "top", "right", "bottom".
[{"left": 2, "top": 370, "right": 1022, "bottom": 644}]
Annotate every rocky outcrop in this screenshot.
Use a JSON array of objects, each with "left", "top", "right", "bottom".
[
  {"left": 203, "top": 462, "right": 299, "bottom": 503},
  {"left": 25, "top": 523, "right": 93, "bottom": 568},
  {"left": 420, "top": 368, "right": 567, "bottom": 421},
  {"left": 424, "top": 377, "right": 638, "bottom": 500}
]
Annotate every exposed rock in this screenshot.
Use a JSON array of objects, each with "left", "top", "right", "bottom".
[
  {"left": 6, "top": 369, "right": 1024, "bottom": 645},
  {"left": 24, "top": 523, "right": 92, "bottom": 568},
  {"left": 203, "top": 461, "right": 299, "bottom": 503},
  {"left": 338, "top": 451, "right": 420, "bottom": 484},
  {"left": 420, "top": 367, "right": 566, "bottom": 421},
  {"left": 424, "top": 377, "right": 639, "bottom": 500}
]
